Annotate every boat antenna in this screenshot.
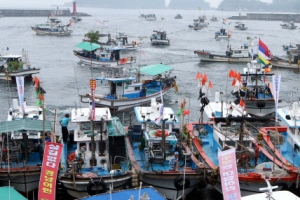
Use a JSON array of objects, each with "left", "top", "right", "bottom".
[{"left": 73, "top": 66, "right": 83, "bottom": 114}]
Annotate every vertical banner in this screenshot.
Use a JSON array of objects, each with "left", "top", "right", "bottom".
[
  {"left": 16, "top": 76, "right": 25, "bottom": 113},
  {"left": 218, "top": 148, "right": 241, "bottom": 200},
  {"left": 38, "top": 142, "right": 63, "bottom": 200},
  {"left": 90, "top": 79, "right": 97, "bottom": 120},
  {"left": 272, "top": 75, "right": 281, "bottom": 122}
]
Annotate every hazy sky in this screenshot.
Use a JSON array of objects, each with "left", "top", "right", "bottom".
[{"left": 1, "top": 0, "right": 274, "bottom": 8}]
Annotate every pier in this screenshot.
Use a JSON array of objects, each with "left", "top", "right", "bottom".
[{"left": 228, "top": 13, "right": 300, "bottom": 22}]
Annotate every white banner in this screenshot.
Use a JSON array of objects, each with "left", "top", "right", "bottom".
[
  {"left": 16, "top": 76, "right": 25, "bottom": 113},
  {"left": 272, "top": 75, "right": 281, "bottom": 122}
]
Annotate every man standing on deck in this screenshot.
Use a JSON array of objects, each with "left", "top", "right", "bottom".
[
  {"left": 169, "top": 151, "right": 179, "bottom": 171},
  {"left": 60, "top": 114, "right": 71, "bottom": 143}
]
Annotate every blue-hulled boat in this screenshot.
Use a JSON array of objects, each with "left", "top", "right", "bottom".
[
  {"left": 59, "top": 107, "right": 132, "bottom": 199},
  {"left": 79, "top": 186, "right": 166, "bottom": 200},
  {"left": 125, "top": 99, "right": 205, "bottom": 199},
  {"left": 79, "top": 64, "right": 178, "bottom": 112},
  {"left": 187, "top": 92, "right": 297, "bottom": 196},
  {"left": 74, "top": 41, "right": 136, "bottom": 68},
  {"left": 0, "top": 119, "right": 53, "bottom": 195}
]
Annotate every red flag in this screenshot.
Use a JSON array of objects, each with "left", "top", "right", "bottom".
[
  {"left": 232, "top": 79, "right": 236, "bottom": 86},
  {"left": 239, "top": 99, "right": 245, "bottom": 107},
  {"left": 203, "top": 74, "right": 207, "bottom": 82},
  {"left": 183, "top": 110, "right": 190, "bottom": 115},
  {"left": 236, "top": 72, "right": 241, "bottom": 81},
  {"left": 202, "top": 79, "right": 206, "bottom": 85},
  {"left": 196, "top": 72, "right": 202, "bottom": 80},
  {"left": 233, "top": 71, "right": 237, "bottom": 78},
  {"left": 229, "top": 70, "right": 234, "bottom": 78},
  {"left": 209, "top": 81, "right": 213, "bottom": 88}
]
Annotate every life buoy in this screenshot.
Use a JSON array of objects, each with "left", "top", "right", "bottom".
[
  {"left": 209, "top": 55, "right": 214, "bottom": 59},
  {"left": 87, "top": 179, "right": 107, "bottom": 195},
  {"left": 68, "top": 152, "right": 76, "bottom": 162},
  {"left": 174, "top": 175, "right": 191, "bottom": 190},
  {"left": 271, "top": 181, "right": 288, "bottom": 191}
]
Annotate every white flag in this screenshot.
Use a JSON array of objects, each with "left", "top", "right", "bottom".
[
  {"left": 16, "top": 76, "right": 25, "bottom": 113},
  {"left": 272, "top": 74, "right": 281, "bottom": 122}
]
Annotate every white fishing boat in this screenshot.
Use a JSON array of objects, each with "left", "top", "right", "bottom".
[
  {"left": 145, "top": 14, "right": 156, "bottom": 21},
  {"left": 0, "top": 49, "right": 40, "bottom": 80},
  {"left": 73, "top": 41, "right": 136, "bottom": 68},
  {"left": 280, "top": 21, "right": 297, "bottom": 29},
  {"left": 215, "top": 28, "right": 231, "bottom": 40},
  {"left": 235, "top": 23, "right": 248, "bottom": 30},
  {"left": 59, "top": 107, "right": 132, "bottom": 198},
  {"left": 210, "top": 16, "right": 218, "bottom": 22},
  {"left": 32, "top": 23, "right": 73, "bottom": 36},
  {"left": 271, "top": 55, "right": 300, "bottom": 69},
  {"left": 70, "top": 15, "right": 82, "bottom": 23},
  {"left": 79, "top": 64, "right": 178, "bottom": 112},
  {"left": 150, "top": 30, "right": 170, "bottom": 45},
  {"left": 194, "top": 42, "right": 256, "bottom": 63},
  {"left": 114, "top": 32, "right": 140, "bottom": 51},
  {"left": 174, "top": 14, "right": 182, "bottom": 19}
]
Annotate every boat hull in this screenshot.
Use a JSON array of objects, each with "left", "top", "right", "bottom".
[
  {"left": 244, "top": 100, "right": 275, "bottom": 117},
  {"left": 81, "top": 87, "right": 173, "bottom": 112},
  {"left": 151, "top": 39, "right": 170, "bottom": 45},
  {"left": 0, "top": 68, "right": 40, "bottom": 80},
  {"left": 271, "top": 60, "right": 300, "bottom": 69},
  {"left": 139, "top": 172, "right": 201, "bottom": 200},
  {"left": 194, "top": 51, "right": 252, "bottom": 63},
  {"left": 60, "top": 174, "right": 131, "bottom": 199},
  {"left": 34, "top": 30, "right": 72, "bottom": 36},
  {"left": 0, "top": 167, "right": 41, "bottom": 193}
]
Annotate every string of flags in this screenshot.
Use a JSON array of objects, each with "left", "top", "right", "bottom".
[
  {"left": 195, "top": 71, "right": 213, "bottom": 88},
  {"left": 32, "top": 76, "right": 46, "bottom": 106},
  {"left": 228, "top": 69, "right": 245, "bottom": 108}
]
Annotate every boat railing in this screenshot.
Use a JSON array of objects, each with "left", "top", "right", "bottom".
[{"left": 113, "top": 155, "right": 129, "bottom": 172}]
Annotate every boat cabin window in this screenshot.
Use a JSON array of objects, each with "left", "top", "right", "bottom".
[
  {"left": 234, "top": 51, "right": 242, "bottom": 54},
  {"left": 134, "top": 87, "right": 140, "bottom": 91},
  {"left": 117, "top": 82, "right": 122, "bottom": 86},
  {"left": 219, "top": 139, "right": 223, "bottom": 147},
  {"left": 81, "top": 122, "right": 91, "bottom": 130},
  {"left": 79, "top": 143, "right": 87, "bottom": 153},
  {"left": 242, "top": 141, "right": 249, "bottom": 148},
  {"left": 225, "top": 140, "right": 235, "bottom": 147}
]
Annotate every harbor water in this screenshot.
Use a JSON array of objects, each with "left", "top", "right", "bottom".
[{"left": 0, "top": 7, "right": 300, "bottom": 200}]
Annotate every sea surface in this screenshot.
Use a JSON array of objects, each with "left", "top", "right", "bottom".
[{"left": 0, "top": 7, "right": 300, "bottom": 200}]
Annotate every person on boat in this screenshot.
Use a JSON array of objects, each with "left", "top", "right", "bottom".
[
  {"left": 60, "top": 114, "right": 71, "bottom": 143},
  {"left": 169, "top": 151, "right": 179, "bottom": 171}
]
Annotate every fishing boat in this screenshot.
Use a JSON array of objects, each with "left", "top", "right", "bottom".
[
  {"left": 0, "top": 119, "right": 53, "bottom": 196},
  {"left": 79, "top": 64, "right": 178, "bottom": 112},
  {"left": 194, "top": 42, "right": 256, "bottom": 63},
  {"left": 70, "top": 15, "right": 82, "bottom": 23},
  {"left": 145, "top": 14, "right": 156, "bottom": 21},
  {"left": 32, "top": 23, "right": 73, "bottom": 36},
  {"left": 271, "top": 55, "right": 300, "bottom": 69},
  {"left": 125, "top": 99, "right": 205, "bottom": 199},
  {"left": 73, "top": 41, "right": 136, "bottom": 68},
  {"left": 186, "top": 84, "right": 298, "bottom": 196},
  {"left": 59, "top": 107, "right": 132, "bottom": 198},
  {"left": 282, "top": 43, "right": 300, "bottom": 55},
  {"left": 261, "top": 101, "right": 300, "bottom": 169},
  {"left": 114, "top": 32, "right": 140, "bottom": 51},
  {"left": 150, "top": 30, "right": 170, "bottom": 45},
  {"left": 210, "top": 16, "right": 218, "bottom": 22},
  {"left": 280, "top": 21, "right": 297, "bottom": 29},
  {"left": 174, "top": 14, "right": 182, "bottom": 19},
  {"left": 229, "top": 61, "right": 275, "bottom": 118},
  {"left": 235, "top": 23, "right": 248, "bottom": 30},
  {"left": 79, "top": 185, "right": 166, "bottom": 200},
  {"left": 0, "top": 50, "right": 40, "bottom": 81},
  {"left": 215, "top": 28, "right": 231, "bottom": 40}
]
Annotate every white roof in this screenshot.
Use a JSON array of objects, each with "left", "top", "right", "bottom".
[
  {"left": 204, "top": 102, "right": 247, "bottom": 119},
  {"left": 241, "top": 190, "right": 300, "bottom": 200},
  {"left": 277, "top": 102, "right": 300, "bottom": 127},
  {"left": 71, "top": 107, "right": 112, "bottom": 122},
  {"left": 1, "top": 54, "right": 22, "bottom": 58}
]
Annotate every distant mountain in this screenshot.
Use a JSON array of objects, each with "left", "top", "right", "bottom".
[
  {"left": 65, "top": 0, "right": 210, "bottom": 10},
  {"left": 218, "top": 0, "right": 300, "bottom": 12}
]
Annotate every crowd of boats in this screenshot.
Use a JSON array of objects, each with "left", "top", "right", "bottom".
[{"left": 1, "top": 10, "right": 300, "bottom": 200}]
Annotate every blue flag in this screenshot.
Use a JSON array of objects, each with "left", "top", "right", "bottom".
[{"left": 6, "top": 47, "right": 9, "bottom": 51}]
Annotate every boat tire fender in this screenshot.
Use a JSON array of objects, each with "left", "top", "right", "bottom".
[
  {"left": 271, "top": 181, "right": 288, "bottom": 191},
  {"left": 174, "top": 175, "right": 191, "bottom": 190},
  {"left": 87, "top": 179, "right": 107, "bottom": 195},
  {"left": 209, "top": 55, "right": 214, "bottom": 59}
]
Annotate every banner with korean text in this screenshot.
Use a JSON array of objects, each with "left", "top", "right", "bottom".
[
  {"left": 90, "top": 79, "right": 96, "bottom": 121},
  {"left": 16, "top": 76, "right": 25, "bottom": 113},
  {"left": 218, "top": 148, "right": 241, "bottom": 200},
  {"left": 38, "top": 142, "right": 63, "bottom": 200}
]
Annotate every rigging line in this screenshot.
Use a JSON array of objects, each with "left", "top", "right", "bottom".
[{"left": 73, "top": 66, "right": 82, "bottom": 113}]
